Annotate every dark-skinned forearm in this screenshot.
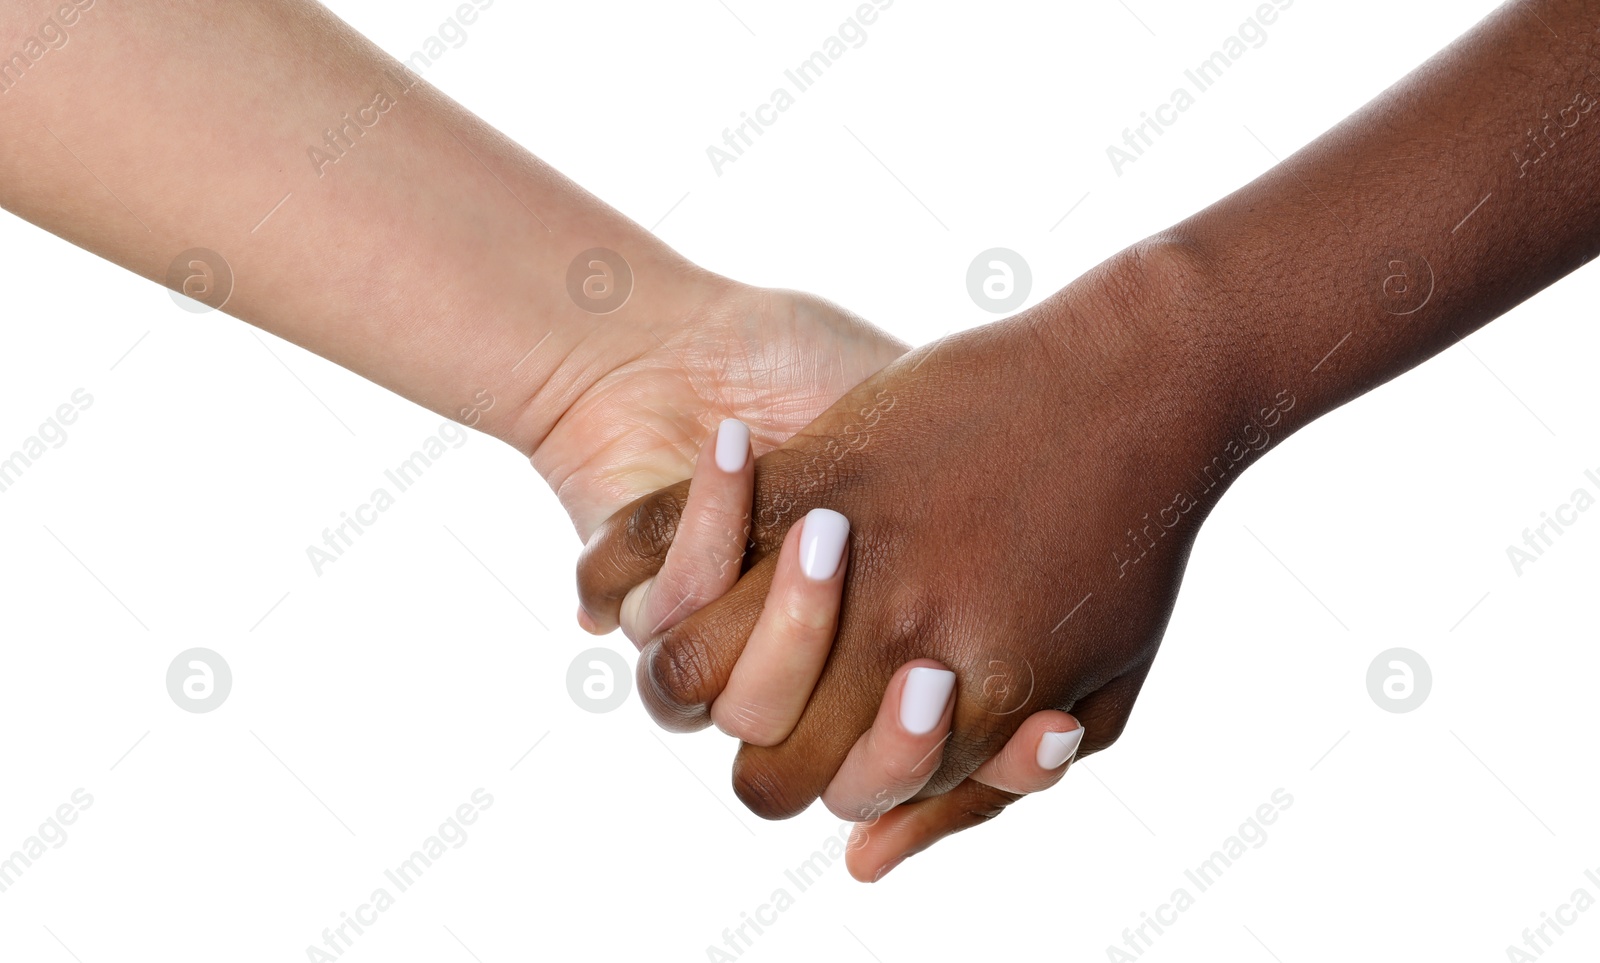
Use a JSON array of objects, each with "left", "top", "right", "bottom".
[{"left": 1169, "top": 0, "right": 1598, "bottom": 437}]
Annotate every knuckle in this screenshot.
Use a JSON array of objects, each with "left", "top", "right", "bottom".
[
  {"left": 655, "top": 554, "right": 725, "bottom": 613},
  {"left": 731, "top": 753, "right": 814, "bottom": 821},
  {"left": 637, "top": 642, "right": 711, "bottom": 732},
  {"left": 1075, "top": 670, "right": 1150, "bottom": 758},
  {"left": 823, "top": 776, "right": 914, "bottom": 824},
  {"left": 711, "top": 699, "right": 785, "bottom": 748},
  {"left": 623, "top": 490, "right": 685, "bottom": 563},
  {"left": 638, "top": 580, "right": 704, "bottom": 638},
  {"left": 1081, "top": 712, "right": 1131, "bottom": 757},
  {"left": 851, "top": 789, "right": 900, "bottom": 834},
  {"left": 644, "top": 632, "right": 713, "bottom": 710},
  {"left": 663, "top": 560, "right": 719, "bottom": 601},
  {"left": 868, "top": 590, "right": 936, "bottom": 664},
  {"left": 698, "top": 488, "right": 754, "bottom": 538},
  {"left": 776, "top": 591, "right": 835, "bottom": 634},
  {"left": 822, "top": 795, "right": 878, "bottom": 823},
  {"left": 675, "top": 500, "right": 750, "bottom": 577},
  {"left": 576, "top": 489, "right": 687, "bottom": 614}
]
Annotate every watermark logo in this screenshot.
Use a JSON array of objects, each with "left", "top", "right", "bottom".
[
  {"left": 1513, "top": 87, "right": 1597, "bottom": 178},
  {"left": 302, "top": 788, "right": 494, "bottom": 961},
  {"left": 973, "top": 649, "right": 1035, "bottom": 717},
  {"left": 704, "top": 821, "right": 856, "bottom": 960},
  {"left": 567, "top": 647, "right": 631, "bottom": 713},
  {"left": 166, "top": 248, "right": 234, "bottom": 313},
  {"left": 166, "top": 647, "right": 232, "bottom": 713},
  {"left": 0, "top": 388, "right": 93, "bottom": 496},
  {"left": 0, "top": 789, "right": 93, "bottom": 896},
  {"left": 753, "top": 388, "right": 895, "bottom": 534},
  {"left": 966, "top": 248, "right": 1031, "bottom": 314},
  {"left": 1373, "top": 251, "right": 1434, "bottom": 316},
  {"left": 703, "top": 0, "right": 895, "bottom": 177},
  {"left": 565, "top": 248, "right": 633, "bottom": 314},
  {"left": 1503, "top": 867, "right": 1600, "bottom": 961},
  {"left": 1113, "top": 388, "right": 1295, "bottom": 577},
  {"left": 1505, "top": 468, "right": 1599, "bottom": 576},
  {"left": 304, "top": 421, "right": 471, "bottom": 576},
  {"left": 0, "top": 1, "right": 97, "bottom": 97},
  {"left": 1104, "top": 788, "right": 1294, "bottom": 960},
  {"left": 1105, "top": 0, "right": 1294, "bottom": 176},
  {"left": 1366, "top": 647, "right": 1430, "bottom": 713}
]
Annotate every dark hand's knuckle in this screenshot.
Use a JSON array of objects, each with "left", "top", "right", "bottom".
[
  {"left": 1086, "top": 714, "right": 1131, "bottom": 754},
  {"left": 732, "top": 755, "right": 811, "bottom": 820},
  {"left": 636, "top": 648, "right": 709, "bottom": 732},
  {"left": 624, "top": 491, "right": 684, "bottom": 561},
  {"left": 646, "top": 633, "right": 710, "bottom": 708}
]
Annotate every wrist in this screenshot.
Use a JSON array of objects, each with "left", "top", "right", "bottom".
[
  {"left": 1021, "top": 234, "right": 1281, "bottom": 525},
  {"left": 495, "top": 254, "right": 738, "bottom": 458}
]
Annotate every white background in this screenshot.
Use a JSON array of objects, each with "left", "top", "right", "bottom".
[{"left": 2, "top": 1, "right": 1597, "bottom": 960}]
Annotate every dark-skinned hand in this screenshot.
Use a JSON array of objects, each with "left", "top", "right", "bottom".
[{"left": 577, "top": 242, "right": 1272, "bottom": 828}]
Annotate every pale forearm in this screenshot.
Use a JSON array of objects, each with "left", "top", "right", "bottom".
[{"left": 0, "top": 0, "right": 717, "bottom": 450}]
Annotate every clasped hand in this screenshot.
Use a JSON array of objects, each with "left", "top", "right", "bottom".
[{"left": 574, "top": 245, "right": 1226, "bottom": 880}]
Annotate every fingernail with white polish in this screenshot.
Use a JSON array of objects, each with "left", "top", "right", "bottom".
[
  {"left": 1037, "top": 728, "right": 1085, "bottom": 770},
  {"left": 799, "top": 508, "right": 849, "bottom": 581},
  {"left": 899, "top": 667, "right": 956, "bottom": 735},
  {"left": 715, "top": 418, "right": 749, "bottom": 473}
]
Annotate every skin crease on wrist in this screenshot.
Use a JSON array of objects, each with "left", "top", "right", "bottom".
[{"left": 577, "top": 0, "right": 1600, "bottom": 869}]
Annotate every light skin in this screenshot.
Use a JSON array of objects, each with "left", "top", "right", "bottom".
[
  {"left": 0, "top": 0, "right": 904, "bottom": 538},
  {"left": 1, "top": 0, "right": 939, "bottom": 879},
  {"left": 579, "top": 0, "right": 1600, "bottom": 879},
  {"left": 9, "top": 0, "right": 1599, "bottom": 884}
]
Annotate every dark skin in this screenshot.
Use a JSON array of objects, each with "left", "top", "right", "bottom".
[{"left": 578, "top": 0, "right": 1600, "bottom": 868}]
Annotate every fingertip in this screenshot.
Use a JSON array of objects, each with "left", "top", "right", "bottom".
[
  {"left": 636, "top": 639, "right": 715, "bottom": 733},
  {"left": 898, "top": 665, "right": 956, "bottom": 736},
  {"left": 845, "top": 780, "right": 1024, "bottom": 883},
  {"left": 969, "top": 710, "right": 1081, "bottom": 795},
  {"left": 871, "top": 855, "right": 907, "bottom": 883},
  {"left": 1036, "top": 725, "right": 1085, "bottom": 771},
  {"left": 821, "top": 660, "right": 954, "bottom": 822},
  {"left": 576, "top": 596, "right": 620, "bottom": 636},
  {"left": 843, "top": 803, "right": 925, "bottom": 883},
  {"left": 845, "top": 816, "right": 896, "bottom": 882},
  {"left": 714, "top": 418, "right": 751, "bottom": 473},
  {"left": 618, "top": 580, "right": 652, "bottom": 647},
  {"left": 797, "top": 508, "right": 849, "bottom": 581}
]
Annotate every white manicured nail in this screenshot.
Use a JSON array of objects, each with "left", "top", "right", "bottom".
[
  {"left": 1037, "top": 728, "right": 1085, "bottom": 770},
  {"left": 899, "top": 667, "right": 956, "bottom": 735},
  {"left": 714, "top": 418, "right": 749, "bottom": 473},
  {"left": 799, "top": 508, "right": 849, "bottom": 581}
]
